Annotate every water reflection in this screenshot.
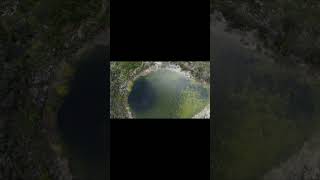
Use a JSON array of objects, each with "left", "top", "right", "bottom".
[
  {"left": 128, "top": 77, "right": 156, "bottom": 112},
  {"left": 58, "top": 45, "right": 108, "bottom": 180},
  {"left": 128, "top": 69, "right": 209, "bottom": 118}
]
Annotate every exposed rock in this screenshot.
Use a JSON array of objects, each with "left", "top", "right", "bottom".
[
  {"left": 111, "top": 61, "right": 210, "bottom": 119},
  {"left": 193, "top": 104, "right": 210, "bottom": 119},
  {"left": 263, "top": 133, "right": 320, "bottom": 180}
]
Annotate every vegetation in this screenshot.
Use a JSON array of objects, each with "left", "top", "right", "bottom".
[
  {"left": 211, "top": 0, "right": 320, "bottom": 68},
  {"left": 211, "top": 1, "right": 320, "bottom": 179},
  {"left": 54, "top": 84, "right": 69, "bottom": 97},
  {"left": 212, "top": 40, "right": 320, "bottom": 180},
  {"left": 110, "top": 61, "right": 210, "bottom": 119},
  {"left": 178, "top": 61, "right": 210, "bottom": 83},
  {"left": 110, "top": 61, "right": 147, "bottom": 118},
  {"left": 0, "top": 0, "right": 108, "bottom": 179}
]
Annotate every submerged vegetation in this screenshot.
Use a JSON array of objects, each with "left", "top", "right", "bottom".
[
  {"left": 178, "top": 84, "right": 209, "bottom": 118},
  {"left": 128, "top": 70, "right": 209, "bottom": 118}
]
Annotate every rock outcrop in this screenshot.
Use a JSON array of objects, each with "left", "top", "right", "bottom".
[{"left": 263, "top": 133, "right": 320, "bottom": 180}]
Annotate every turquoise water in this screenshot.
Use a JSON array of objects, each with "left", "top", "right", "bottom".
[{"left": 128, "top": 69, "right": 209, "bottom": 118}]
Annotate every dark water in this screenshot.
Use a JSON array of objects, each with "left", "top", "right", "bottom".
[
  {"left": 211, "top": 14, "right": 319, "bottom": 180},
  {"left": 58, "top": 45, "right": 109, "bottom": 180},
  {"left": 128, "top": 69, "right": 209, "bottom": 118},
  {"left": 128, "top": 78, "right": 156, "bottom": 112}
]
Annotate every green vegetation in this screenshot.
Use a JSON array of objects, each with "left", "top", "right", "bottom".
[
  {"left": 211, "top": 0, "right": 320, "bottom": 67},
  {"left": 62, "top": 63, "right": 75, "bottom": 78},
  {"left": 0, "top": 0, "right": 108, "bottom": 179},
  {"left": 110, "top": 61, "right": 146, "bottom": 118},
  {"left": 55, "top": 83, "right": 69, "bottom": 97},
  {"left": 178, "top": 61, "right": 210, "bottom": 83},
  {"left": 110, "top": 61, "right": 210, "bottom": 119}
]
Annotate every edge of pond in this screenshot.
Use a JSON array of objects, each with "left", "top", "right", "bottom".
[
  {"left": 125, "top": 62, "right": 210, "bottom": 119},
  {"left": 41, "top": 29, "right": 109, "bottom": 178}
]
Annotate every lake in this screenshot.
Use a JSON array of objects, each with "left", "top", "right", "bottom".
[
  {"left": 57, "top": 45, "right": 109, "bottom": 180},
  {"left": 211, "top": 13, "right": 320, "bottom": 180},
  {"left": 128, "top": 69, "right": 209, "bottom": 118}
]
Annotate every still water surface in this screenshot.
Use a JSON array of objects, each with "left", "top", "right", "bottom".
[
  {"left": 128, "top": 69, "right": 209, "bottom": 118},
  {"left": 211, "top": 14, "right": 320, "bottom": 180},
  {"left": 58, "top": 45, "right": 108, "bottom": 180}
]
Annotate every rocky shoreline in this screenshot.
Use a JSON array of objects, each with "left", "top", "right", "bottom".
[
  {"left": 127, "top": 62, "right": 210, "bottom": 119},
  {"left": 42, "top": 30, "right": 109, "bottom": 179},
  {"left": 193, "top": 104, "right": 210, "bottom": 119},
  {"left": 263, "top": 132, "right": 320, "bottom": 180}
]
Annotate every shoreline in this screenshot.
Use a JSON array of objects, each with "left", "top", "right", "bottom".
[{"left": 125, "top": 62, "right": 210, "bottom": 119}]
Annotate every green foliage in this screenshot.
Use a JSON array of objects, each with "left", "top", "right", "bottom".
[
  {"left": 110, "top": 62, "right": 210, "bottom": 118},
  {"left": 178, "top": 61, "right": 210, "bottom": 83},
  {"left": 0, "top": 0, "right": 108, "bottom": 179},
  {"left": 110, "top": 62, "right": 145, "bottom": 118},
  {"left": 39, "top": 170, "right": 51, "bottom": 180},
  {"left": 212, "top": 0, "right": 320, "bottom": 65},
  {"left": 118, "top": 62, "right": 143, "bottom": 77},
  {"left": 62, "top": 63, "right": 75, "bottom": 77},
  {"left": 55, "top": 83, "right": 69, "bottom": 97},
  {"left": 33, "top": 0, "right": 101, "bottom": 26}
]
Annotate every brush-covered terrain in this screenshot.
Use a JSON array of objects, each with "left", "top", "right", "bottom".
[{"left": 0, "top": 0, "right": 109, "bottom": 179}]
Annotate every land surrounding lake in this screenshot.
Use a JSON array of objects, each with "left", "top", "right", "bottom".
[
  {"left": 58, "top": 45, "right": 107, "bottom": 180},
  {"left": 0, "top": 0, "right": 109, "bottom": 179},
  {"left": 211, "top": 1, "right": 320, "bottom": 180}
]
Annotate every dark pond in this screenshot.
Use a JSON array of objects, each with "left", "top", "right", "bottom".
[
  {"left": 58, "top": 45, "right": 109, "bottom": 180},
  {"left": 211, "top": 13, "right": 320, "bottom": 180},
  {"left": 128, "top": 69, "right": 209, "bottom": 118}
]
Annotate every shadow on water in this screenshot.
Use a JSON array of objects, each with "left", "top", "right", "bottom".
[
  {"left": 128, "top": 70, "right": 209, "bottom": 118},
  {"left": 58, "top": 45, "right": 109, "bottom": 180},
  {"left": 128, "top": 77, "right": 156, "bottom": 113},
  {"left": 211, "top": 13, "right": 318, "bottom": 180}
]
